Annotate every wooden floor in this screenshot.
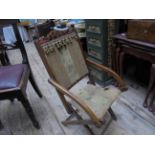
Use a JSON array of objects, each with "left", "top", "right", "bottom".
[{"left": 0, "top": 42, "right": 155, "bottom": 135}]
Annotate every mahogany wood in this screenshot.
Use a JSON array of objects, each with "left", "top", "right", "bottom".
[{"left": 113, "top": 33, "right": 155, "bottom": 115}]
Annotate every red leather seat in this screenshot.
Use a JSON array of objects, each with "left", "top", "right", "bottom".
[{"left": 0, "top": 64, "right": 27, "bottom": 90}]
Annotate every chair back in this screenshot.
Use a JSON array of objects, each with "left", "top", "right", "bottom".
[
  {"left": 35, "top": 30, "right": 88, "bottom": 89},
  {"left": 0, "top": 19, "right": 29, "bottom": 65}
]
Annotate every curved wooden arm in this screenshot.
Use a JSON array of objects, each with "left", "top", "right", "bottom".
[
  {"left": 86, "top": 59, "right": 127, "bottom": 91},
  {"left": 48, "top": 78, "right": 102, "bottom": 127}
]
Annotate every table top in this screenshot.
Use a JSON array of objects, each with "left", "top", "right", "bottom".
[{"left": 113, "top": 33, "right": 155, "bottom": 49}]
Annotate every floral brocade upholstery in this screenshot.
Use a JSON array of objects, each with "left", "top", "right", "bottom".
[{"left": 72, "top": 84, "right": 121, "bottom": 121}]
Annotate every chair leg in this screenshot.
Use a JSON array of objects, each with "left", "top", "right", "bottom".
[
  {"left": 75, "top": 113, "right": 95, "bottom": 135},
  {"left": 0, "top": 53, "right": 7, "bottom": 66},
  {"left": 149, "top": 86, "right": 155, "bottom": 114},
  {"left": 119, "top": 52, "right": 125, "bottom": 78},
  {"left": 148, "top": 85, "right": 155, "bottom": 112},
  {"left": 29, "top": 72, "right": 42, "bottom": 98},
  {"left": 19, "top": 94, "right": 40, "bottom": 129},
  {"left": 152, "top": 103, "right": 155, "bottom": 115},
  {"left": 4, "top": 51, "right": 10, "bottom": 65},
  {"left": 62, "top": 119, "right": 93, "bottom": 126},
  {"left": 62, "top": 110, "right": 95, "bottom": 134},
  {"left": 108, "top": 107, "right": 117, "bottom": 121},
  {"left": 143, "top": 65, "right": 155, "bottom": 108},
  {"left": 0, "top": 120, "right": 4, "bottom": 129},
  {"left": 10, "top": 99, "right": 14, "bottom": 103}
]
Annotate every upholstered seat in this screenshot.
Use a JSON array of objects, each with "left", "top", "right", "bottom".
[
  {"left": 72, "top": 84, "right": 121, "bottom": 121},
  {"left": 0, "top": 64, "right": 27, "bottom": 90}
]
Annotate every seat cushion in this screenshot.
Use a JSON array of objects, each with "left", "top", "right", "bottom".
[
  {"left": 0, "top": 64, "right": 27, "bottom": 90},
  {"left": 72, "top": 84, "right": 121, "bottom": 121}
]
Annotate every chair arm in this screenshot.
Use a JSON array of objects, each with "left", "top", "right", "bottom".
[
  {"left": 86, "top": 59, "right": 127, "bottom": 91},
  {"left": 48, "top": 78, "right": 102, "bottom": 127}
]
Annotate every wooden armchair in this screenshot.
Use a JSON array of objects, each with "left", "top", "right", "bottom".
[{"left": 35, "top": 30, "right": 127, "bottom": 134}]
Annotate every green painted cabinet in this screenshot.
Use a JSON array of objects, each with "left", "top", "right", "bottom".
[{"left": 85, "top": 19, "right": 117, "bottom": 84}]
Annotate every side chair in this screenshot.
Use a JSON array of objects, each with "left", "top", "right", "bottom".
[{"left": 0, "top": 20, "right": 42, "bottom": 129}]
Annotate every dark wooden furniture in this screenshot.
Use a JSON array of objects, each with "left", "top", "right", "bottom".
[
  {"left": 0, "top": 120, "right": 3, "bottom": 129},
  {"left": 113, "top": 33, "right": 155, "bottom": 74},
  {"left": 0, "top": 44, "right": 10, "bottom": 65},
  {"left": 0, "top": 40, "right": 17, "bottom": 65},
  {"left": 143, "top": 64, "right": 155, "bottom": 114},
  {"left": 0, "top": 19, "right": 42, "bottom": 129},
  {"left": 113, "top": 33, "right": 155, "bottom": 113},
  {"left": 127, "top": 20, "right": 155, "bottom": 43},
  {"left": 35, "top": 30, "right": 127, "bottom": 134}
]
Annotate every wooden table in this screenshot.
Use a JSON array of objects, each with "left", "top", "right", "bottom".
[
  {"left": 112, "top": 33, "right": 155, "bottom": 112},
  {"left": 112, "top": 33, "right": 155, "bottom": 74}
]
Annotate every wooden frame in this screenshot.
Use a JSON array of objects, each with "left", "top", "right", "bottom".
[
  {"left": 0, "top": 65, "right": 40, "bottom": 129},
  {"left": 86, "top": 59, "right": 127, "bottom": 91},
  {"left": 113, "top": 33, "right": 155, "bottom": 115},
  {"left": 0, "top": 20, "right": 43, "bottom": 129},
  {"left": 35, "top": 30, "right": 127, "bottom": 133},
  {"left": 48, "top": 58, "right": 127, "bottom": 127}
]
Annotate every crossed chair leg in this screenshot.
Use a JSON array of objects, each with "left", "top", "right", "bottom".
[
  {"left": 62, "top": 106, "right": 117, "bottom": 134},
  {"left": 62, "top": 109, "right": 95, "bottom": 134}
]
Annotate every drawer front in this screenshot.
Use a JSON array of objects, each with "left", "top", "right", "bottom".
[
  {"left": 91, "top": 67, "right": 104, "bottom": 81},
  {"left": 90, "top": 66, "right": 108, "bottom": 82},
  {"left": 87, "top": 33, "right": 103, "bottom": 48},
  {"left": 86, "top": 23, "right": 102, "bottom": 34},
  {"left": 87, "top": 25, "right": 101, "bottom": 34},
  {"left": 85, "top": 19, "right": 107, "bottom": 34},
  {"left": 88, "top": 47, "right": 103, "bottom": 61},
  {"left": 87, "top": 57, "right": 109, "bottom": 83}
]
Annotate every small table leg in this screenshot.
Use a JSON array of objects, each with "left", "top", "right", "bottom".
[
  {"left": 115, "top": 46, "right": 121, "bottom": 74},
  {"left": 0, "top": 120, "right": 4, "bottom": 129},
  {"left": 119, "top": 51, "right": 126, "bottom": 78},
  {"left": 143, "top": 64, "right": 155, "bottom": 108}
]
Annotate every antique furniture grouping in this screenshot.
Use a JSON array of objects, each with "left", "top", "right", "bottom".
[
  {"left": 0, "top": 19, "right": 42, "bottom": 129},
  {"left": 112, "top": 33, "right": 155, "bottom": 114},
  {"left": 35, "top": 29, "right": 127, "bottom": 134}
]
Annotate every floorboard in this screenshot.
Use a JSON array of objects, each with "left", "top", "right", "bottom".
[{"left": 0, "top": 42, "right": 155, "bottom": 135}]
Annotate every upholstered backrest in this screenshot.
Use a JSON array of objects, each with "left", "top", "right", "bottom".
[{"left": 35, "top": 30, "right": 88, "bottom": 89}]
